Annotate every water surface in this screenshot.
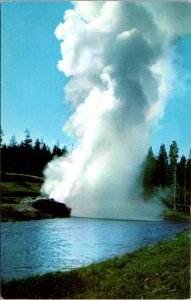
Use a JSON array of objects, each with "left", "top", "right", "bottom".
[{"left": 1, "top": 217, "right": 189, "bottom": 281}]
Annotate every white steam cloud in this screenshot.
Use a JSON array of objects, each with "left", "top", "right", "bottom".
[{"left": 42, "top": 2, "right": 191, "bottom": 220}]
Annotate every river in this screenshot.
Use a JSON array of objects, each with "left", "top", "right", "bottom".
[{"left": 1, "top": 217, "right": 190, "bottom": 281}]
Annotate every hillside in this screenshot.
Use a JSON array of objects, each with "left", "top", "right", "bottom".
[
  {"left": 1, "top": 172, "right": 71, "bottom": 221},
  {"left": 0, "top": 172, "right": 45, "bottom": 221}
]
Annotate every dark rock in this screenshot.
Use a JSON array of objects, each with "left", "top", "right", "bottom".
[{"left": 32, "top": 198, "right": 71, "bottom": 218}]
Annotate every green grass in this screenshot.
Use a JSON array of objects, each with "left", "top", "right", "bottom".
[
  {"left": 0, "top": 173, "right": 43, "bottom": 221},
  {"left": 1, "top": 181, "right": 41, "bottom": 196},
  {"left": 2, "top": 230, "right": 190, "bottom": 299},
  {"left": 1, "top": 174, "right": 43, "bottom": 195},
  {"left": 164, "top": 210, "right": 190, "bottom": 221}
]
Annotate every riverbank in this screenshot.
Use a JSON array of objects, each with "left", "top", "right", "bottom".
[
  {"left": 0, "top": 173, "right": 71, "bottom": 221},
  {"left": 2, "top": 230, "right": 190, "bottom": 299},
  {"left": 1, "top": 173, "right": 190, "bottom": 222},
  {"left": 164, "top": 210, "right": 190, "bottom": 221},
  {"left": 1, "top": 172, "right": 43, "bottom": 221}
]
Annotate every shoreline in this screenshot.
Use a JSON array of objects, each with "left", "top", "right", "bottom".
[
  {"left": 2, "top": 230, "right": 190, "bottom": 299},
  {"left": 1, "top": 172, "right": 190, "bottom": 222},
  {"left": 1, "top": 208, "right": 190, "bottom": 223}
]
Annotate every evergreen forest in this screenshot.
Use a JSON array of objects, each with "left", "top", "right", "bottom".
[
  {"left": 0, "top": 129, "right": 67, "bottom": 177},
  {"left": 1, "top": 128, "right": 190, "bottom": 212},
  {"left": 142, "top": 142, "right": 191, "bottom": 212}
]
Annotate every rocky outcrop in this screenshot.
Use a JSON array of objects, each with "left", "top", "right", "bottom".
[
  {"left": 32, "top": 198, "right": 71, "bottom": 218},
  {"left": 1, "top": 173, "right": 71, "bottom": 222}
]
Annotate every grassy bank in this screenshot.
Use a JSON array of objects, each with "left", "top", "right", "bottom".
[
  {"left": 2, "top": 230, "right": 190, "bottom": 299},
  {"left": 1, "top": 172, "right": 190, "bottom": 222},
  {"left": 1, "top": 172, "right": 43, "bottom": 196},
  {"left": 164, "top": 210, "right": 190, "bottom": 221},
  {"left": 1, "top": 172, "right": 71, "bottom": 221},
  {"left": 0, "top": 172, "right": 43, "bottom": 221}
]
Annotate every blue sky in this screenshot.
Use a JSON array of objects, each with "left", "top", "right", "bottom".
[
  {"left": 2, "top": 2, "right": 73, "bottom": 149},
  {"left": 2, "top": 2, "right": 191, "bottom": 157},
  {"left": 150, "top": 34, "right": 191, "bottom": 157}
]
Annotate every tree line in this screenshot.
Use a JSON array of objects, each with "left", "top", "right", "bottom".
[
  {"left": 142, "top": 141, "right": 191, "bottom": 211},
  {"left": 1, "top": 128, "right": 190, "bottom": 211},
  {"left": 0, "top": 129, "right": 67, "bottom": 176}
]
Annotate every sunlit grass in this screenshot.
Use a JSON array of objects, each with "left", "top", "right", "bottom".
[
  {"left": 1, "top": 173, "right": 43, "bottom": 221},
  {"left": 1, "top": 181, "right": 41, "bottom": 195}
]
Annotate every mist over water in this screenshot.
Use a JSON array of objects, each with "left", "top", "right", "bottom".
[{"left": 42, "top": 2, "right": 191, "bottom": 220}]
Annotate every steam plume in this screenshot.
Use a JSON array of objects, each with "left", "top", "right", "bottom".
[{"left": 42, "top": 2, "right": 191, "bottom": 220}]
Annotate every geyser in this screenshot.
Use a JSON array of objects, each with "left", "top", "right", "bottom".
[{"left": 42, "top": 2, "right": 191, "bottom": 220}]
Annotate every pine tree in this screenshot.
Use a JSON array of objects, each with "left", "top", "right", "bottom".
[
  {"left": 169, "top": 141, "right": 179, "bottom": 210},
  {"left": 177, "top": 155, "right": 187, "bottom": 205},
  {"left": 186, "top": 149, "right": 191, "bottom": 205},
  {"left": 52, "top": 145, "right": 62, "bottom": 157},
  {"left": 9, "top": 135, "right": 17, "bottom": 147},
  {"left": 21, "top": 129, "right": 33, "bottom": 174},
  {"left": 23, "top": 129, "right": 32, "bottom": 148},
  {"left": 0, "top": 127, "right": 4, "bottom": 147},
  {"left": 142, "top": 147, "right": 156, "bottom": 198},
  {"left": 34, "top": 138, "right": 41, "bottom": 152},
  {"left": 156, "top": 144, "right": 168, "bottom": 187}
]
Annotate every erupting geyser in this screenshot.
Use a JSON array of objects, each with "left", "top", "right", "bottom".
[{"left": 42, "top": 2, "right": 191, "bottom": 220}]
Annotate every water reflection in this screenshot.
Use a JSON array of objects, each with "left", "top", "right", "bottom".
[{"left": 1, "top": 217, "right": 189, "bottom": 280}]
